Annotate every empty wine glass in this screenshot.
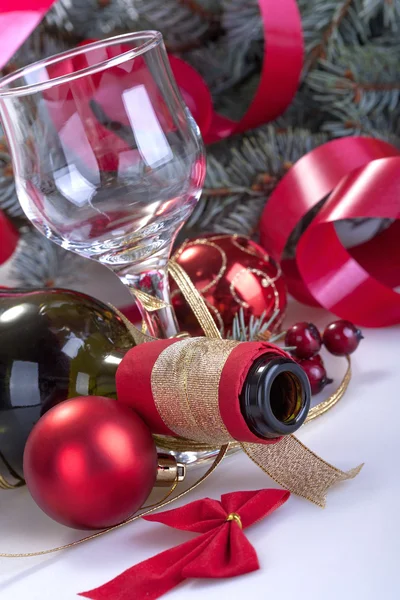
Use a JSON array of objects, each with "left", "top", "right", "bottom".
[{"left": 0, "top": 32, "right": 206, "bottom": 338}]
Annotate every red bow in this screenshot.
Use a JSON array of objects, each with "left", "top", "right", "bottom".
[{"left": 80, "top": 489, "right": 289, "bottom": 600}]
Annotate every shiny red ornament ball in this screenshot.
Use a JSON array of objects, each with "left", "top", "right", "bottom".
[
  {"left": 285, "top": 322, "right": 322, "bottom": 359},
  {"left": 322, "top": 320, "right": 363, "bottom": 356},
  {"left": 23, "top": 396, "right": 158, "bottom": 530},
  {"left": 171, "top": 234, "right": 287, "bottom": 337}
]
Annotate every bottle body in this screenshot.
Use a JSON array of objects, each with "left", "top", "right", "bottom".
[{"left": 0, "top": 288, "right": 133, "bottom": 475}]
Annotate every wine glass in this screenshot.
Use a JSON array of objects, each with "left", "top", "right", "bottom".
[{"left": 0, "top": 32, "right": 206, "bottom": 338}]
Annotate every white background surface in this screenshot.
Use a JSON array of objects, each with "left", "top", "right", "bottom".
[{"left": 0, "top": 257, "right": 399, "bottom": 600}]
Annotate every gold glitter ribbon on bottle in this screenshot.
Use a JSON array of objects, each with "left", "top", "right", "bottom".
[{"left": 150, "top": 337, "right": 362, "bottom": 508}]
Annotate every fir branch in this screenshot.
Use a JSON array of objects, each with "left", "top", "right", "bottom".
[
  {"left": 9, "top": 231, "right": 89, "bottom": 288},
  {"left": 183, "top": 44, "right": 257, "bottom": 102},
  {"left": 35, "top": 22, "right": 83, "bottom": 49},
  {"left": 307, "top": 45, "right": 400, "bottom": 138},
  {"left": 136, "top": 0, "right": 219, "bottom": 45},
  {"left": 222, "top": 0, "right": 264, "bottom": 51},
  {"left": 213, "top": 73, "right": 261, "bottom": 120},
  {"left": 273, "top": 86, "right": 322, "bottom": 131},
  {"left": 0, "top": 135, "right": 23, "bottom": 219},
  {"left": 301, "top": 0, "right": 366, "bottom": 73},
  {"left": 308, "top": 0, "right": 355, "bottom": 67},
  {"left": 202, "top": 186, "right": 263, "bottom": 198},
  {"left": 44, "top": 0, "right": 145, "bottom": 40},
  {"left": 360, "top": 0, "right": 400, "bottom": 32},
  {"left": 186, "top": 126, "right": 328, "bottom": 238},
  {"left": 44, "top": 0, "right": 75, "bottom": 32},
  {"left": 228, "top": 308, "right": 286, "bottom": 343},
  {"left": 1, "top": 21, "right": 73, "bottom": 74},
  {"left": 317, "top": 105, "right": 400, "bottom": 142},
  {"left": 183, "top": 0, "right": 262, "bottom": 117},
  {"left": 212, "top": 197, "right": 266, "bottom": 236},
  {"left": 177, "top": 0, "right": 221, "bottom": 22}
]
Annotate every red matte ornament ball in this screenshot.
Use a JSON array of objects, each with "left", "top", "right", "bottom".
[
  {"left": 285, "top": 322, "right": 322, "bottom": 359},
  {"left": 322, "top": 320, "right": 363, "bottom": 356},
  {"left": 23, "top": 396, "right": 158, "bottom": 530},
  {"left": 171, "top": 234, "right": 287, "bottom": 337}
]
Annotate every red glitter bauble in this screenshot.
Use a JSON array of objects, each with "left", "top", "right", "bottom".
[
  {"left": 171, "top": 234, "right": 287, "bottom": 337},
  {"left": 24, "top": 397, "right": 158, "bottom": 530}
]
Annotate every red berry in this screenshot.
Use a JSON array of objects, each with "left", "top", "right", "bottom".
[
  {"left": 305, "top": 354, "right": 324, "bottom": 366},
  {"left": 299, "top": 359, "right": 333, "bottom": 395},
  {"left": 294, "top": 353, "right": 324, "bottom": 367},
  {"left": 285, "top": 322, "right": 322, "bottom": 359},
  {"left": 322, "top": 320, "right": 363, "bottom": 356}
]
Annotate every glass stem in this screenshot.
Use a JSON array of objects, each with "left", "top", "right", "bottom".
[{"left": 114, "top": 253, "right": 180, "bottom": 339}]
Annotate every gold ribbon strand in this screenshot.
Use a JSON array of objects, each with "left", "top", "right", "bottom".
[
  {"left": 0, "top": 446, "right": 229, "bottom": 558},
  {"left": 0, "top": 451, "right": 25, "bottom": 490},
  {"left": 168, "top": 260, "right": 222, "bottom": 339}
]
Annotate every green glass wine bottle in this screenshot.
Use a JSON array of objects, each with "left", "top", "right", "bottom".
[{"left": 0, "top": 288, "right": 134, "bottom": 477}]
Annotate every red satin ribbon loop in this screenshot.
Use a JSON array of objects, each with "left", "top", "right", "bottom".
[
  {"left": 260, "top": 137, "right": 400, "bottom": 327},
  {"left": 204, "top": 0, "right": 303, "bottom": 143}
]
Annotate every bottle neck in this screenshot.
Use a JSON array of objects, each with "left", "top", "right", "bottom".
[{"left": 240, "top": 355, "right": 311, "bottom": 439}]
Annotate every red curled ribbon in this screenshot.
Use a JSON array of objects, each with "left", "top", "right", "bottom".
[
  {"left": 0, "top": 0, "right": 56, "bottom": 70},
  {"left": 260, "top": 137, "right": 400, "bottom": 327},
  {"left": 202, "top": 0, "right": 303, "bottom": 144},
  {"left": 80, "top": 489, "right": 289, "bottom": 600}
]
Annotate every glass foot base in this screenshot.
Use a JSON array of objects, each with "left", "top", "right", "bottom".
[{"left": 162, "top": 447, "right": 241, "bottom": 469}]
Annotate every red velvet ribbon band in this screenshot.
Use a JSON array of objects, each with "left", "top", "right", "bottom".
[
  {"left": 117, "top": 339, "right": 177, "bottom": 437},
  {"left": 80, "top": 489, "right": 289, "bottom": 600},
  {"left": 260, "top": 137, "right": 400, "bottom": 327}
]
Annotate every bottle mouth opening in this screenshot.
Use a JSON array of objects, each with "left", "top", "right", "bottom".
[
  {"left": 240, "top": 355, "right": 311, "bottom": 439},
  {"left": 270, "top": 371, "right": 303, "bottom": 425}
]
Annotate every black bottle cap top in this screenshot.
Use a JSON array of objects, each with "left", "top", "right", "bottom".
[{"left": 240, "top": 356, "right": 311, "bottom": 439}]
